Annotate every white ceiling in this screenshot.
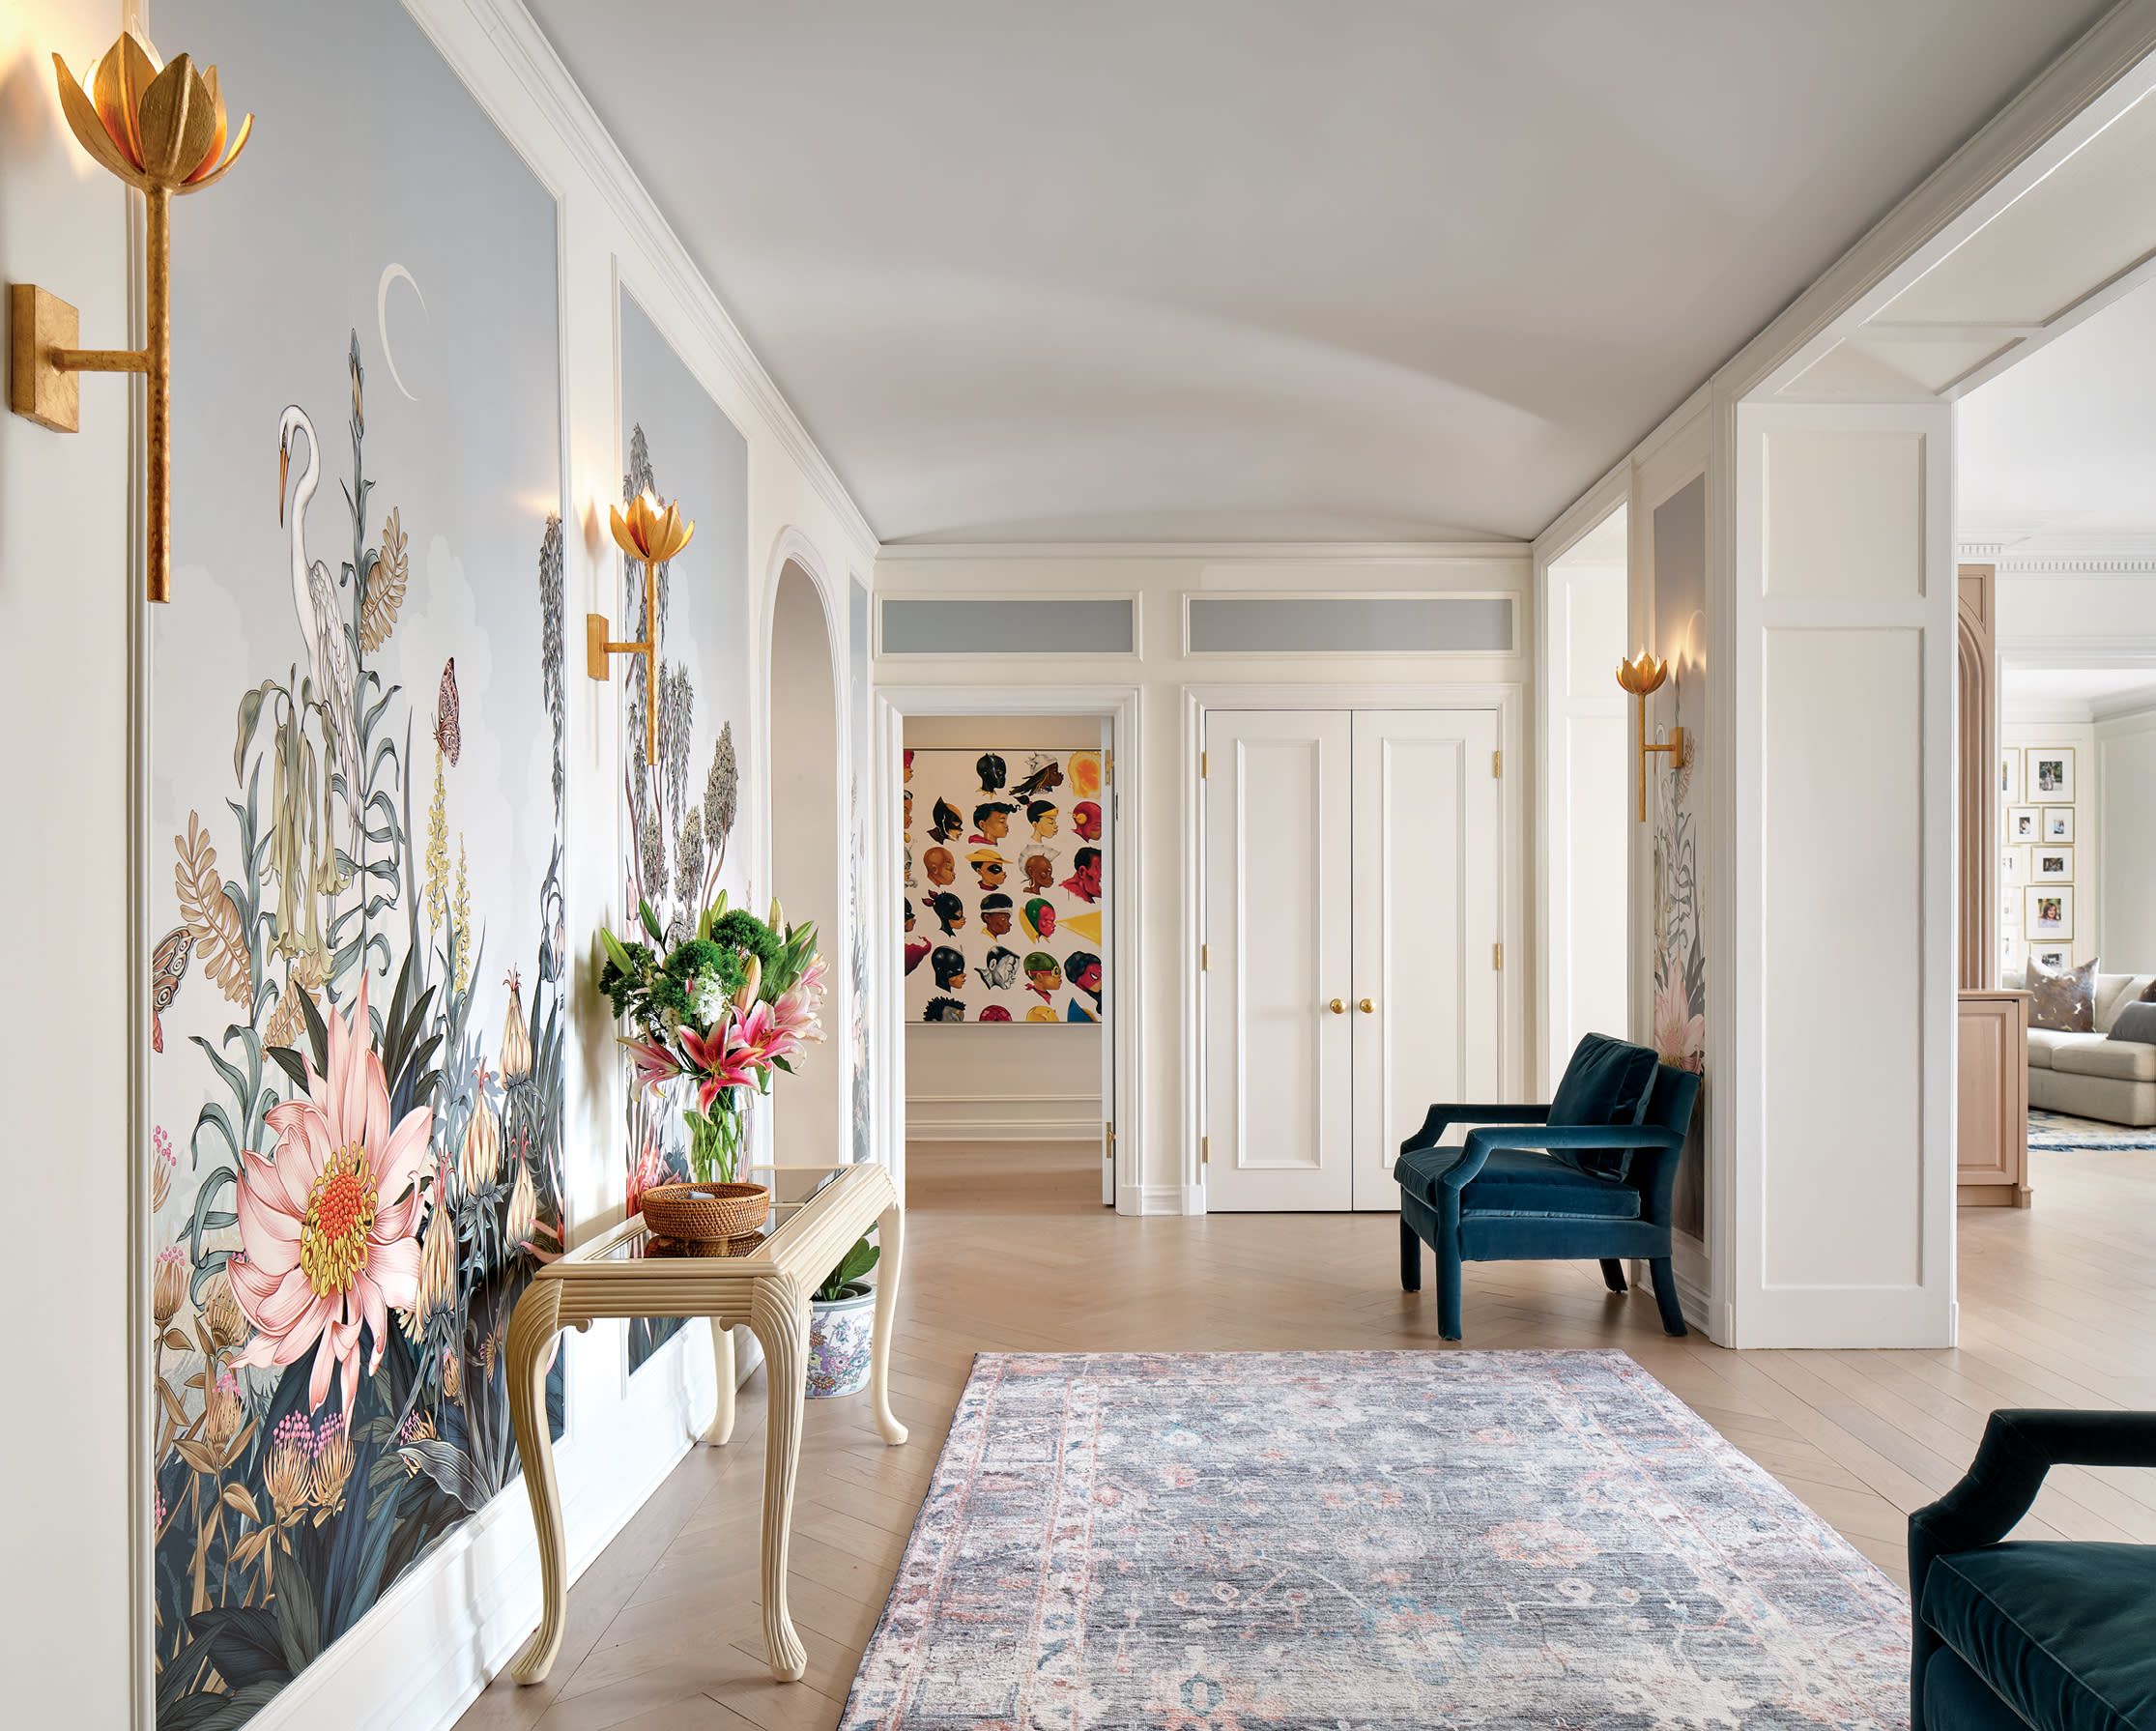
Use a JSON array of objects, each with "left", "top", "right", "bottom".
[
  {"left": 529, "top": 1, "right": 2113, "bottom": 544},
  {"left": 2002, "top": 665, "right": 2156, "bottom": 718},
  {"left": 1959, "top": 270, "right": 2156, "bottom": 553}
]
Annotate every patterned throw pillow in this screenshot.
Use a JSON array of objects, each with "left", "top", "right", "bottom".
[{"left": 2027, "top": 955, "right": 2098, "bottom": 1032}]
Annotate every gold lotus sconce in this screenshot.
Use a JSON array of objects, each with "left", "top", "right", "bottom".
[
  {"left": 590, "top": 490, "right": 696, "bottom": 765},
  {"left": 7, "top": 31, "right": 252, "bottom": 603},
  {"left": 1616, "top": 649, "right": 1686, "bottom": 822}
]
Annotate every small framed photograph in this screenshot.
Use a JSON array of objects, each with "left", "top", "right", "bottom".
[
  {"left": 2043, "top": 806, "right": 2075, "bottom": 843},
  {"left": 2028, "top": 747, "right": 2076, "bottom": 801},
  {"left": 2001, "top": 848, "right": 2024, "bottom": 882},
  {"left": 2034, "top": 947, "right": 2071, "bottom": 971},
  {"left": 2033, "top": 846, "right": 2074, "bottom": 882},
  {"left": 2027, "top": 885, "right": 2075, "bottom": 939},
  {"left": 2000, "top": 748, "right": 2023, "bottom": 803},
  {"left": 2002, "top": 885, "right": 2021, "bottom": 929},
  {"left": 2006, "top": 806, "right": 2042, "bottom": 844}
]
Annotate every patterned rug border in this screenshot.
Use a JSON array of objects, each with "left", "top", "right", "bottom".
[{"left": 841, "top": 1348, "right": 1910, "bottom": 1730}]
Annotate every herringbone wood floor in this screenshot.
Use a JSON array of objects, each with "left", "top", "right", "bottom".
[{"left": 456, "top": 1138, "right": 2156, "bottom": 1731}]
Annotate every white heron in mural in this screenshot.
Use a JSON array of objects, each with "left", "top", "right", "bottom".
[{"left": 279, "top": 403, "right": 361, "bottom": 868}]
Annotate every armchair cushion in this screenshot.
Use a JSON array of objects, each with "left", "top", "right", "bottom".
[
  {"left": 1921, "top": 1541, "right": 2156, "bottom": 1731},
  {"left": 1542, "top": 1033, "right": 1661, "bottom": 1181},
  {"left": 1395, "top": 1146, "right": 1641, "bottom": 1219}
]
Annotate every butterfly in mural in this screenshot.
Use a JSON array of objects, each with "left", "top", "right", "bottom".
[
  {"left": 149, "top": 925, "right": 193, "bottom": 1053},
  {"left": 435, "top": 657, "right": 462, "bottom": 765}
]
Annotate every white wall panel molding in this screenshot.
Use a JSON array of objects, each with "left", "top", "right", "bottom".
[{"left": 875, "top": 539, "right": 1528, "bottom": 563}]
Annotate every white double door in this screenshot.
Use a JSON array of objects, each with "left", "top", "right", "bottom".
[{"left": 1202, "top": 708, "right": 1502, "bottom": 1211}]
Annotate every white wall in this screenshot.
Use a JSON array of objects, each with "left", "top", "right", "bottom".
[
  {"left": 903, "top": 715, "right": 1103, "bottom": 1141},
  {"left": 2001, "top": 720, "right": 2098, "bottom": 969},
  {"left": 1547, "top": 551, "right": 1628, "bottom": 1071},
  {"left": 0, "top": 3, "right": 134, "bottom": 1717},
  {"left": 873, "top": 545, "right": 1532, "bottom": 1212},
  {"left": 2097, "top": 707, "right": 2156, "bottom": 970},
  {"left": 0, "top": 2, "right": 877, "bottom": 1724}
]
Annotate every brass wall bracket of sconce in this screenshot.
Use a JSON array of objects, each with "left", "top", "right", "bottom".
[
  {"left": 6, "top": 32, "right": 251, "bottom": 603},
  {"left": 1616, "top": 649, "right": 1686, "bottom": 822},
  {"left": 589, "top": 490, "right": 696, "bottom": 765}
]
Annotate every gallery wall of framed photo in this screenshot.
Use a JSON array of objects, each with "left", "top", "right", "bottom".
[{"left": 2000, "top": 725, "right": 2097, "bottom": 973}]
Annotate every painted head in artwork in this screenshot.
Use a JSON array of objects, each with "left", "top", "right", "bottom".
[
  {"left": 931, "top": 945, "right": 967, "bottom": 991},
  {"left": 969, "top": 849, "right": 1007, "bottom": 891},
  {"left": 929, "top": 796, "right": 963, "bottom": 843},
  {"left": 1073, "top": 800, "right": 1103, "bottom": 842},
  {"left": 1013, "top": 757, "right": 1064, "bottom": 800},
  {"left": 1027, "top": 799, "right": 1059, "bottom": 840},
  {"left": 1061, "top": 846, "right": 1102, "bottom": 904},
  {"left": 975, "top": 946, "right": 1021, "bottom": 992},
  {"left": 904, "top": 936, "right": 932, "bottom": 974},
  {"left": 903, "top": 789, "right": 913, "bottom": 830},
  {"left": 904, "top": 897, "right": 916, "bottom": 932},
  {"left": 980, "top": 892, "right": 1014, "bottom": 938},
  {"left": 1021, "top": 850, "right": 1056, "bottom": 892},
  {"left": 1024, "top": 951, "right": 1062, "bottom": 1001},
  {"left": 924, "top": 996, "right": 965, "bottom": 1023},
  {"left": 978, "top": 1004, "right": 1012, "bottom": 1022},
  {"left": 1065, "top": 950, "right": 1103, "bottom": 1009},
  {"left": 931, "top": 891, "right": 966, "bottom": 935},
  {"left": 1021, "top": 898, "right": 1057, "bottom": 942},
  {"left": 971, "top": 801, "right": 1014, "bottom": 845},
  {"left": 924, "top": 846, "right": 956, "bottom": 886},
  {"left": 904, "top": 747, "right": 914, "bottom": 783},
  {"left": 976, "top": 752, "right": 1007, "bottom": 793}
]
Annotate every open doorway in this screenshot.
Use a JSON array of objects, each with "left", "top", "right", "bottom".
[
  {"left": 902, "top": 714, "right": 1113, "bottom": 1206},
  {"left": 766, "top": 561, "right": 846, "bottom": 1168}
]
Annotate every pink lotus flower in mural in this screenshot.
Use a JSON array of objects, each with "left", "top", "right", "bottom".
[
  {"left": 1653, "top": 970, "right": 1706, "bottom": 1074},
  {"left": 229, "top": 975, "right": 433, "bottom": 1420}
]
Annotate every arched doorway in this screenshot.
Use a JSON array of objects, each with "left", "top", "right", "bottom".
[{"left": 766, "top": 560, "right": 845, "bottom": 1168}]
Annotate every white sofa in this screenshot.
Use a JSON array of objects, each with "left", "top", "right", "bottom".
[{"left": 2003, "top": 966, "right": 2156, "bottom": 1125}]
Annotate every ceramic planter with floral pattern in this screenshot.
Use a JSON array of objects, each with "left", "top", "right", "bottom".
[{"left": 807, "top": 1286, "right": 876, "bottom": 1398}]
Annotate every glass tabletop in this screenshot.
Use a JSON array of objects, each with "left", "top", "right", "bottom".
[
  {"left": 573, "top": 1173, "right": 854, "bottom": 1269},
  {"left": 598, "top": 1226, "right": 770, "bottom": 1260}
]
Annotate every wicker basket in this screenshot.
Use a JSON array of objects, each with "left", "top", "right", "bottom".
[{"left": 640, "top": 1181, "right": 770, "bottom": 1242}]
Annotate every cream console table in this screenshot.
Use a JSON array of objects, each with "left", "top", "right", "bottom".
[{"left": 505, "top": 1160, "right": 906, "bottom": 1686}]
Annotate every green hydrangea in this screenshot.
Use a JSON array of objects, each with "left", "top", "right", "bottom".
[{"left": 712, "top": 909, "right": 781, "bottom": 966}]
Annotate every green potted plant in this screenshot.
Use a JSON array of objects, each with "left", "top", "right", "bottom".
[
  {"left": 807, "top": 1229, "right": 878, "bottom": 1398},
  {"left": 599, "top": 892, "right": 825, "bottom": 1239}
]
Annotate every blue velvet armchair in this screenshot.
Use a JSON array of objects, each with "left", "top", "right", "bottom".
[
  {"left": 1394, "top": 1033, "right": 1700, "bottom": 1342},
  {"left": 1910, "top": 1408, "right": 2156, "bottom": 1730}
]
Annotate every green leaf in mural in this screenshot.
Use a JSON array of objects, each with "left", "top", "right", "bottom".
[{"left": 234, "top": 680, "right": 277, "bottom": 784}]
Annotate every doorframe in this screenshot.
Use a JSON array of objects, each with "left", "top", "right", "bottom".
[
  {"left": 1180, "top": 681, "right": 1526, "bottom": 1215},
  {"left": 873, "top": 683, "right": 1145, "bottom": 1213}
]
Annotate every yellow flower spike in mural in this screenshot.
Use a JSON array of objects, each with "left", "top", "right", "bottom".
[
  {"left": 425, "top": 748, "right": 449, "bottom": 936},
  {"left": 52, "top": 32, "right": 253, "bottom": 194},
  {"left": 453, "top": 838, "right": 473, "bottom": 993}
]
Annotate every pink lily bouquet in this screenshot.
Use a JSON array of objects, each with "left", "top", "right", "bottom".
[{"left": 598, "top": 892, "right": 826, "bottom": 1183}]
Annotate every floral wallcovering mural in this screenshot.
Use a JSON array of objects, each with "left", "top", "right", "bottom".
[
  {"left": 1652, "top": 475, "right": 1708, "bottom": 1242},
  {"left": 151, "top": 5, "right": 564, "bottom": 1720},
  {"left": 616, "top": 289, "right": 753, "bottom": 1373}
]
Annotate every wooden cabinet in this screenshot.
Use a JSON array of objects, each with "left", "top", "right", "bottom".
[{"left": 1958, "top": 990, "right": 2031, "bottom": 1207}]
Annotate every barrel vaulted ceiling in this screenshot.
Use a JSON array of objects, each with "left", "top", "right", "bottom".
[{"left": 529, "top": 1, "right": 2115, "bottom": 543}]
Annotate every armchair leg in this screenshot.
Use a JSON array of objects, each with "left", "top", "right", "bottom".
[
  {"left": 1598, "top": 1258, "right": 1628, "bottom": 1294},
  {"left": 1437, "top": 1249, "right": 1463, "bottom": 1342},
  {"left": 1648, "top": 1257, "right": 1687, "bottom": 1336},
  {"left": 1400, "top": 1217, "right": 1423, "bottom": 1292}
]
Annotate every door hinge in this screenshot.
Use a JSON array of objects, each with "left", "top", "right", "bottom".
[
  {"left": 1104, "top": 749, "right": 1113, "bottom": 787},
  {"left": 1200, "top": 943, "right": 1210, "bottom": 971},
  {"left": 1493, "top": 748, "right": 1502, "bottom": 778},
  {"left": 1201, "top": 1135, "right": 1211, "bottom": 1166},
  {"left": 1493, "top": 941, "right": 1504, "bottom": 970},
  {"left": 1200, "top": 750, "right": 1209, "bottom": 779},
  {"left": 1105, "top": 1120, "right": 1115, "bottom": 1161}
]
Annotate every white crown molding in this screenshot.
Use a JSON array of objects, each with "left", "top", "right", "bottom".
[
  {"left": 460, "top": 0, "right": 877, "bottom": 559},
  {"left": 2001, "top": 698, "right": 2096, "bottom": 725},
  {"left": 875, "top": 539, "right": 1529, "bottom": 563},
  {"left": 1962, "top": 539, "right": 2156, "bottom": 576},
  {"left": 2000, "top": 635, "right": 2156, "bottom": 667}
]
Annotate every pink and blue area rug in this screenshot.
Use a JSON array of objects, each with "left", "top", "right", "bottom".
[{"left": 843, "top": 1351, "right": 1910, "bottom": 1729}]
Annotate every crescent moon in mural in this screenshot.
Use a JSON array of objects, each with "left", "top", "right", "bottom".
[{"left": 377, "top": 263, "right": 427, "bottom": 401}]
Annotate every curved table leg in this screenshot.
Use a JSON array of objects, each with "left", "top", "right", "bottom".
[
  {"left": 871, "top": 1204, "right": 907, "bottom": 1445},
  {"left": 748, "top": 1276, "right": 811, "bottom": 1683},
  {"left": 506, "top": 1281, "right": 567, "bottom": 1685},
  {"left": 702, "top": 1319, "right": 737, "bottom": 1445}
]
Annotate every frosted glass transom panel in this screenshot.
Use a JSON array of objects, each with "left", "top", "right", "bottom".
[
  {"left": 1186, "top": 594, "right": 1514, "bottom": 655},
  {"left": 879, "top": 596, "right": 1135, "bottom": 655}
]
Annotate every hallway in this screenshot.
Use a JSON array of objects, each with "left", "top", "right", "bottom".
[{"left": 458, "top": 1140, "right": 2156, "bottom": 1731}]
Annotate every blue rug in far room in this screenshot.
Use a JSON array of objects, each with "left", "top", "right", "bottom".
[
  {"left": 2028, "top": 1109, "right": 2156, "bottom": 1150},
  {"left": 842, "top": 1350, "right": 1910, "bottom": 1729}
]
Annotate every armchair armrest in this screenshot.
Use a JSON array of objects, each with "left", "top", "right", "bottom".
[
  {"left": 1434, "top": 1123, "right": 1683, "bottom": 1192},
  {"left": 1401, "top": 1103, "right": 1549, "bottom": 1156},
  {"left": 1912, "top": 1408, "right": 2156, "bottom": 1562}
]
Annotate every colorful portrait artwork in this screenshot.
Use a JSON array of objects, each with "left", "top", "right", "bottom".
[
  {"left": 617, "top": 290, "right": 753, "bottom": 1374},
  {"left": 149, "top": 4, "right": 564, "bottom": 1720},
  {"left": 903, "top": 749, "right": 1107, "bottom": 1023}
]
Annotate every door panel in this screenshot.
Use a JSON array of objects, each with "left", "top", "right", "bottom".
[
  {"left": 1202, "top": 711, "right": 1354, "bottom": 1210},
  {"left": 1351, "top": 711, "right": 1502, "bottom": 1209}
]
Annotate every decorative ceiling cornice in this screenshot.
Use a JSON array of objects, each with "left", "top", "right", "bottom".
[{"left": 1961, "top": 538, "right": 2156, "bottom": 576}]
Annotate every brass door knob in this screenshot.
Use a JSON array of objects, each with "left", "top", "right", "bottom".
[
  {"left": 1359, "top": 998, "right": 1375, "bottom": 1013},
  {"left": 1328, "top": 998, "right": 1345, "bottom": 1014}
]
